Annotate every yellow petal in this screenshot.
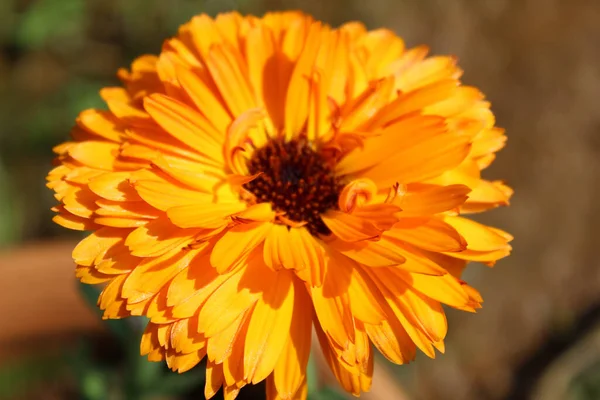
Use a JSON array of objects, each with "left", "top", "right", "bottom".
[
  {"left": 244, "top": 270, "right": 295, "bottom": 384},
  {"left": 205, "top": 361, "right": 224, "bottom": 399},
  {"left": 146, "top": 158, "right": 230, "bottom": 196},
  {"left": 328, "top": 237, "right": 406, "bottom": 268},
  {"left": 52, "top": 207, "right": 99, "bottom": 231},
  {"left": 272, "top": 280, "right": 312, "bottom": 398},
  {"left": 373, "top": 269, "right": 447, "bottom": 343},
  {"left": 388, "top": 217, "right": 467, "bottom": 252},
  {"left": 72, "top": 228, "right": 125, "bottom": 266},
  {"left": 210, "top": 221, "right": 272, "bottom": 273},
  {"left": 77, "top": 109, "right": 124, "bottom": 142},
  {"left": 122, "top": 247, "right": 201, "bottom": 303},
  {"left": 371, "top": 79, "right": 458, "bottom": 127},
  {"left": 175, "top": 64, "right": 232, "bottom": 134},
  {"left": 311, "top": 257, "right": 355, "bottom": 348},
  {"left": 365, "top": 319, "right": 416, "bottom": 365},
  {"left": 265, "top": 226, "right": 327, "bottom": 286},
  {"left": 207, "top": 311, "right": 251, "bottom": 363},
  {"left": 205, "top": 42, "right": 256, "bottom": 117},
  {"left": 315, "top": 324, "right": 372, "bottom": 396},
  {"left": 322, "top": 210, "right": 381, "bottom": 242},
  {"left": 170, "top": 318, "right": 206, "bottom": 354},
  {"left": 337, "top": 178, "right": 378, "bottom": 213},
  {"left": 393, "top": 269, "right": 470, "bottom": 308},
  {"left": 347, "top": 264, "right": 388, "bottom": 324},
  {"left": 62, "top": 187, "right": 98, "bottom": 218},
  {"left": 133, "top": 177, "right": 212, "bottom": 211},
  {"left": 336, "top": 114, "right": 446, "bottom": 175},
  {"left": 198, "top": 266, "right": 259, "bottom": 338},
  {"left": 126, "top": 217, "right": 199, "bottom": 257},
  {"left": 443, "top": 216, "right": 512, "bottom": 251},
  {"left": 100, "top": 87, "right": 152, "bottom": 125},
  {"left": 356, "top": 133, "right": 472, "bottom": 187},
  {"left": 98, "top": 274, "right": 129, "bottom": 319},
  {"left": 167, "top": 202, "right": 245, "bottom": 230},
  {"left": 167, "top": 255, "right": 226, "bottom": 318},
  {"left": 284, "top": 22, "right": 322, "bottom": 139},
  {"left": 89, "top": 172, "right": 142, "bottom": 202},
  {"left": 144, "top": 93, "right": 223, "bottom": 161},
  {"left": 68, "top": 141, "right": 119, "bottom": 171},
  {"left": 396, "top": 184, "right": 471, "bottom": 216},
  {"left": 233, "top": 202, "right": 276, "bottom": 223}
]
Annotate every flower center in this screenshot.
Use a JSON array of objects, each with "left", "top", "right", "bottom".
[{"left": 243, "top": 138, "right": 343, "bottom": 236}]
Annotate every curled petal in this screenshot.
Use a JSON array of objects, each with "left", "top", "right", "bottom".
[
  {"left": 338, "top": 178, "right": 378, "bottom": 212},
  {"left": 224, "top": 108, "right": 266, "bottom": 174}
]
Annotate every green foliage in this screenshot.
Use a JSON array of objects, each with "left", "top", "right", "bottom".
[
  {"left": 15, "top": 0, "right": 86, "bottom": 50},
  {"left": 0, "top": 160, "right": 20, "bottom": 246},
  {"left": 0, "top": 352, "right": 68, "bottom": 398},
  {"left": 309, "top": 386, "right": 349, "bottom": 400},
  {"left": 569, "top": 360, "right": 600, "bottom": 400}
]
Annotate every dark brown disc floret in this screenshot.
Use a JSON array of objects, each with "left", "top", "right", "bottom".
[{"left": 243, "top": 138, "right": 343, "bottom": 236}]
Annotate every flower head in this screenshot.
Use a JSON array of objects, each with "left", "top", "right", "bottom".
[{"left": 48, "top": 11, "right": 512, "bottom": 399}]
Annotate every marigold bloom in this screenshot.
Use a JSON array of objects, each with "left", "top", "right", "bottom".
[{"left": 47, "top": 11, "right": 513, "bottom": 399}]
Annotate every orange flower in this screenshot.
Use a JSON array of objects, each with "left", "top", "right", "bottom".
[{"left": 47, "top": 11, "right": 512, "bottom": 399}]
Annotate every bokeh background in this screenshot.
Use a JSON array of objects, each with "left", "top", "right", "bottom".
[{"left": 1, "top": 0, "right": 600, "bottom": 399}]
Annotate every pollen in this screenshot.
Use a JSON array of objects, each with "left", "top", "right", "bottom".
[{"left": 244, "top": 138, "right": 343, "bottom": 236}]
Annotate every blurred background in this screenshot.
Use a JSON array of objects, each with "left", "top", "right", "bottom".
[{"left": 1, "top": 0, "right": 600, "bottom": 399}]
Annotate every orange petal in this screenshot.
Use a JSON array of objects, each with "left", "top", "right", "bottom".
[
  {"left": 144, "top": 93, "right": 223, "bottom": 161},
  {"left": 337, "top": 178, "right": 378, "bottom": 213},
  {"left": 365, "top": 319, "right": 416, "bottom": 365},
  {"left": 336, "top": 114, "right": 446, "bottom": 175},
  {"left": 264, "top": 226, "right": 327, "bottom": 286},
  {"left": 371, "top": 268, "right": 448, "bottom": 345},
  {"left": 392, "top": 269, "right": 470, "bottom": 309},
  {"left": 98, "top": 274, "right": 129, "bottom": 319},
  {"left": 356, "top": 133, "right": 472, "bottom": 187},
  {"left": 272, "top": 280, "right": 312, "bottom": 399},
  {"left": 207, "top": 311, "right": 251, "bottom": 363},
  {"left": 388, "top": 217, "right": 467, "bottom": 252},
  {"left": 198, "top": 266, "right": 261, "bottom": 338},
  {"left": 205, "top": 42, "right": 256, "bottom": 117},
  {"left": 89, "top": 172, "right": 142, "bottom": 202},
  {"left": 328, "top": 237, "right": 406, "bottom": 267},
  {"left": 443, "top": 216, "right": 512, "bottom": 251},
  {"left": 224, "top": 108, "right": 266, "bottom": 174},
  {"left": 396, "top": 184, "right": 471, "bottom": 216},
  {"left": 52, "top": 206, "right": 99, "bottom": 231},
  {"left": 205, "top": 361, "right": 224, "bottom": 399},
  {"left": 77, "top": 109, "right": 124, "bottom": 142},
  {"left": 68, "top": 141, "right": 119, "bottom": 171},
  {"left": 72, "top": 228, "right": 126, "bottom": 267},
  {"left": 133, "top": 178, "right": 212, "bottom": 211},
  {"left": 126, "top": 217, "right": 199, "bottom": 257},
  {"left": 244, "top": 270, "right": 295, "bottom": 384},
  {"left": 371, "top": 79, "right": 458, "bottom": 127},
  {"left": 315, "top": 323, "right": 372, "bottom": 396},
  {"left": 347, "top": 264, "right": 388, "bottom": 324},
  {"left": 100, "top": 87, "right": 152, "bottom": 125},
  {"left": 311, "top": 255, "right": 355, "bottom": 348},
  {"left": 210, "top": 221, "right": 273, "bottom": 273},
  {"left": 122, "top": 247, "right": 202, "bottom": 303},
  {"left": 322, "top": 210, "right": 381, "bottom": 242},
  {"left": 175, "top": 65, "right": 232, "bottom": 134},
  {"left": 167, "top": 202, "right": 246, "bottom": 229},
  {"left": 284, "top": 22, "right": 322, "bottom": 140}
]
